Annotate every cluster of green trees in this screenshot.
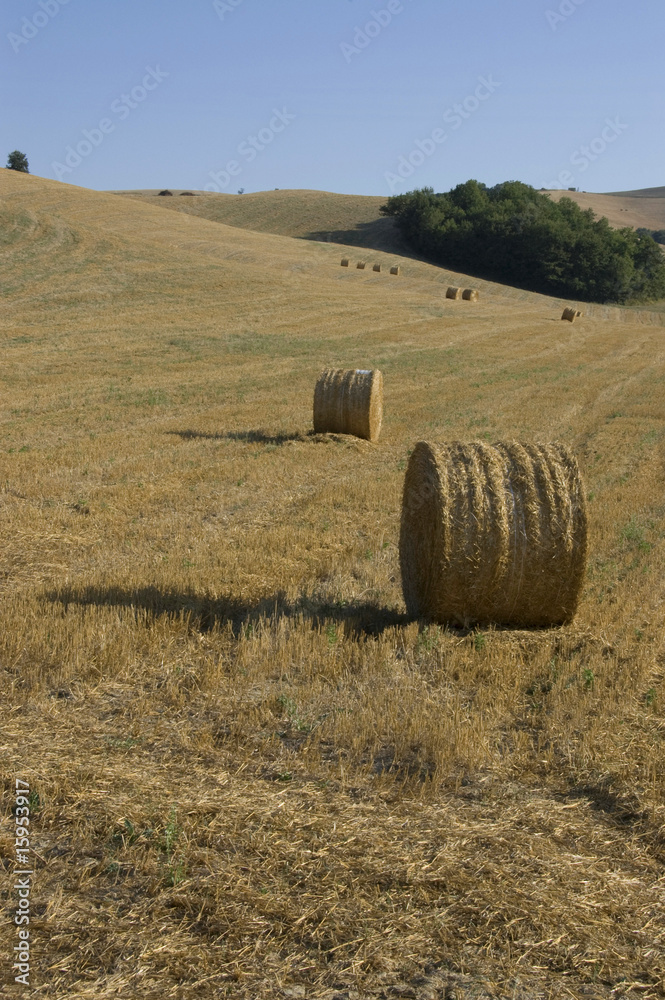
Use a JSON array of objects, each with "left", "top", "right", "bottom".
[
  {"left": 636, "top": 227, "right": 665, "bottom": 246},
  {"left": 381, "top": 181, "right": 665, "bottom": 303}
]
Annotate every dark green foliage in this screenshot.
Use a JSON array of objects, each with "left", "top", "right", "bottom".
[
  {"left": 6, "top": 150, "right": 29, "bottom": 173},
  {"left": 381, "top": 181, "right": 665, "bottom": 304},
  {"left": 637, "top": 227, "right": 665, "bottom": 245}
]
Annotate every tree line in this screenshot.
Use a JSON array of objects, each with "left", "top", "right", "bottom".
[{"left": 381, "top": 181, "right": 665, "bottom": 304}]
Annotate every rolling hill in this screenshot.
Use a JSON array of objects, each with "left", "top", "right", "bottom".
[
  {"left": 2, "top": 168, "right": 665, "bottom": 999},
  {"left": 114, "top": 185, "right": 665, "bottom": 260}
]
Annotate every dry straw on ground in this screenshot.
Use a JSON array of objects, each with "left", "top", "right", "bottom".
[
  {"left": 446, "top": 286, "right": 462, "bottom": 299},
  {"left": 313, "top": 368, "right": 383, "bottom": 442},
  {"left": 462, "top": 288, "right": 479, "bottom": 301},
  {"left": 340, "top": 258, "right": 349, "bottom": 267},
  {"left": 562, "top": 307, "right": 578, "bottom": 322},
  {"left": 399, "top": 440, "right": 588, "bottom": 627},
  {"left": 390, "top": 265, "right": 400, "bottom": 275}
]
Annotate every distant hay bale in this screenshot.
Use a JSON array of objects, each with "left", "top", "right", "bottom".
[
  {"left": 313, "top": 368, "right": 383, "bottom": 442},
  {"left": 561, "top": 307, "right": 577, "bottom": 322},
  {"left": 576, "top": 310, "right": 583, "bottom": 317},
  {"left": 357, "top": 261, "right": 366, "bottom": 270},
  {"left": 179, "top": 191, "right": 195, "bottom": 196},
  {"left": 158, "top": 190, "right": 173, "bottom": 196},
  {"left": 373, "top": 263, "right": 381, "bottom": 272},
  {"left": 399, "top": 440, "right": 587, "bottom": 628},
  {"left": 390, "top": 265, "right": 400, "bottom": 276},
  {"left": 462, "top": 288, "right": 479, "bottom": 301},
  {"left": 341, "top": 258, "right": 350, "bottom": 267},
  {"left": 446, "top": 286, "right": 462, "bottom": 299}
]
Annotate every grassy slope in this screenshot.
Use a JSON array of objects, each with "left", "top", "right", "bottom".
[
  {"left": 115, "top": 187, "right": 409, "bottom": 254},
  {"left": 116, "top": 186, "right": 665, "bottom": 258},
  {"left": 543, "top": 187, "right": 665, "bottom": 232},
  {"left": 2, "top": 170, "right": 665, "bottom": 1000}
]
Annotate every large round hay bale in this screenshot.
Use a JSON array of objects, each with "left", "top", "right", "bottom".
[
  {"left": 390, "top": 265, "right": 400, "bottom": 276},
  {"left": 313, "top": 369, "right": 383, "bottom": 442},
  {"left": 561, "top": 307, "right": 577, "bottom": 322},
  {"left": 357, "top": 261, "right": 366, "bottom": 270},
  {"left": 462, "top": 288, "right": 479, "bottom": 301},
  {"left": 341, "top": 258, "right": 350, "bottom": 267},
  {"left": 373, "top": 263, "right": 381, "bottom": 272},
  {"left": 399, "top": 440, "right": 587, "bottom": 628},
  {"left": 446, "top": 286, "right": 462, "bottom": 299}
]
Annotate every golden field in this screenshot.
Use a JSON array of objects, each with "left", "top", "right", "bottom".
[{"left": 1, "top": 169, "right": 665, "bottom": 999}]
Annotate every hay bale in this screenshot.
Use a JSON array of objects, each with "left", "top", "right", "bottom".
[
  {"left": 399, "top": 440, "right": 587, "bottom": 628},
  {"left": 341, "top": 258, "right": 350, "bottom": 267},
  {"left": 446, "top": 286, "right": 462, "bottom": 299},
  {"left": 313, "top": 368, "right": 383, "bottom": 442},
  {"left": 158, "top": 190, "right": 173, "bottom": 196},
  {"left": 390, "top": 265, "right": 400, "bottom": 276},
  {"left": 357, "top": 261, "right": 366, "bottom": 270},
  {"left": 462, "top": 288, "right": 479, "bottom": 301},
  {"left": 576, "top": 310, "right": 583, "bottom": 317},
  {"left": 373, "top": 263, "right": 381, "bottom": 272},
  {"left": 561, "top": 307, "right": 577, "bottom": 322}
]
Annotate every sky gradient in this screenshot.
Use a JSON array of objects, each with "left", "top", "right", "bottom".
[{"left": 2, "top": 0, "right": 663, "bottom": 196}]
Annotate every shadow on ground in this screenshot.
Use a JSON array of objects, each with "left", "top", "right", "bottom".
[
  {"left": 167, "top": 429, "right": 362, "bottom": 446},
  {"left": 167, "top": 429, "right": 311, "bottom": 445},
  {"left": 304, "top": 218, "right": 424, "bottom": 259},
  {"left": 46, "top": 584, "right": 410, "bottom": 638}
]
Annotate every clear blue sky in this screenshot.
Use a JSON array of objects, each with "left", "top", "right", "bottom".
[{"left": 2, "top": 0, "right": 663, "bottom": 196}]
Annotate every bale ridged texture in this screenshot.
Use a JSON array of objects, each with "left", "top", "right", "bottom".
[
  {"left": 357, "top": 261, "right": 366, "bottom": 270},
  {"left": 313, "top": 369, "right": 383, "bottom": 442},
  {"left": 446, "top": 286, "right": 462, "bottom": 299},
  {"left": 562, "top": 307, "right": 577, "bottom": 322},
  {"left": 341, "top": 258, "right": 350, "bottom": 267},
  {"left": 390, "top": 265, "right": 400, "bottom": 275},
  {"left": 373, "top": 263, "right": 381, "bottom": 272},
  {"left": 399, "top": 440, "right": 587, "bottom": 628},
  {"left": 462, "top": 288, "right": 479, "bottom": 301}
]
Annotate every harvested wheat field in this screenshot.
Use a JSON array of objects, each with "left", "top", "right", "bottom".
[{"left": 2, "top": 169, "right": 665, "bottom": 1000}]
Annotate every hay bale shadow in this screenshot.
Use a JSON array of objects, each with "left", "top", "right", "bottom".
[
  {"left": 45, "top": 586, "right": 408, "bottom": 639},
  {"left": 166, "top": 429, "right": 309, "bottom": 445}
]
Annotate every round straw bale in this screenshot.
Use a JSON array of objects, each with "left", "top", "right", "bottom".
[
  {"left": 399, "top": 440, "right": 587, "bottom": 628},
  {"left": 576, "top": 310, "right": 583, "bottom": 317},
  {"left": 390, "top": 265, "right": 400, "bottom": 276},
  {"left": 373, "top": 263, "right": 381, "bottom": 272},
  {"left": 313, "top": 368, "right": 383, "bottom": 442},
  {"left": 561, "top": 307, "right": 577, "bottom": 322},
  {"left": 341, "top": 258, "right": 350, "bottom": 267},
  {"left": 357, "top": 261, "right": 366, "bottom": 270},
  {"left": 462, "top": 288, "right": 479, "bottom": 301},
  {"left": 446, "top": 286, "right": 462, "bottom": 299}
]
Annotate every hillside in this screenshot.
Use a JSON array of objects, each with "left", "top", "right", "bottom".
[
  {"left": 115, "top": 186, "right": 665, "bottom": 260},
  {"left": 115, "top": 187, "right": 411, "bottom": 255},
  {"left": 2, "top": 169, "right": 665, "bottom": 1000},
  {"left": 543, "top": 186, "right": 665, "bottom": 232}
]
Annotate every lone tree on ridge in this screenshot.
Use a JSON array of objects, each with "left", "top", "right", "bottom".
[{"left": 6, "top": 150, "right": 29, "bottom": 172}]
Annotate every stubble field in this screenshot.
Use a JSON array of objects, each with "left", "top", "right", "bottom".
[{"left": 1, "top": 170, "right": 664, "bottom": 999}]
